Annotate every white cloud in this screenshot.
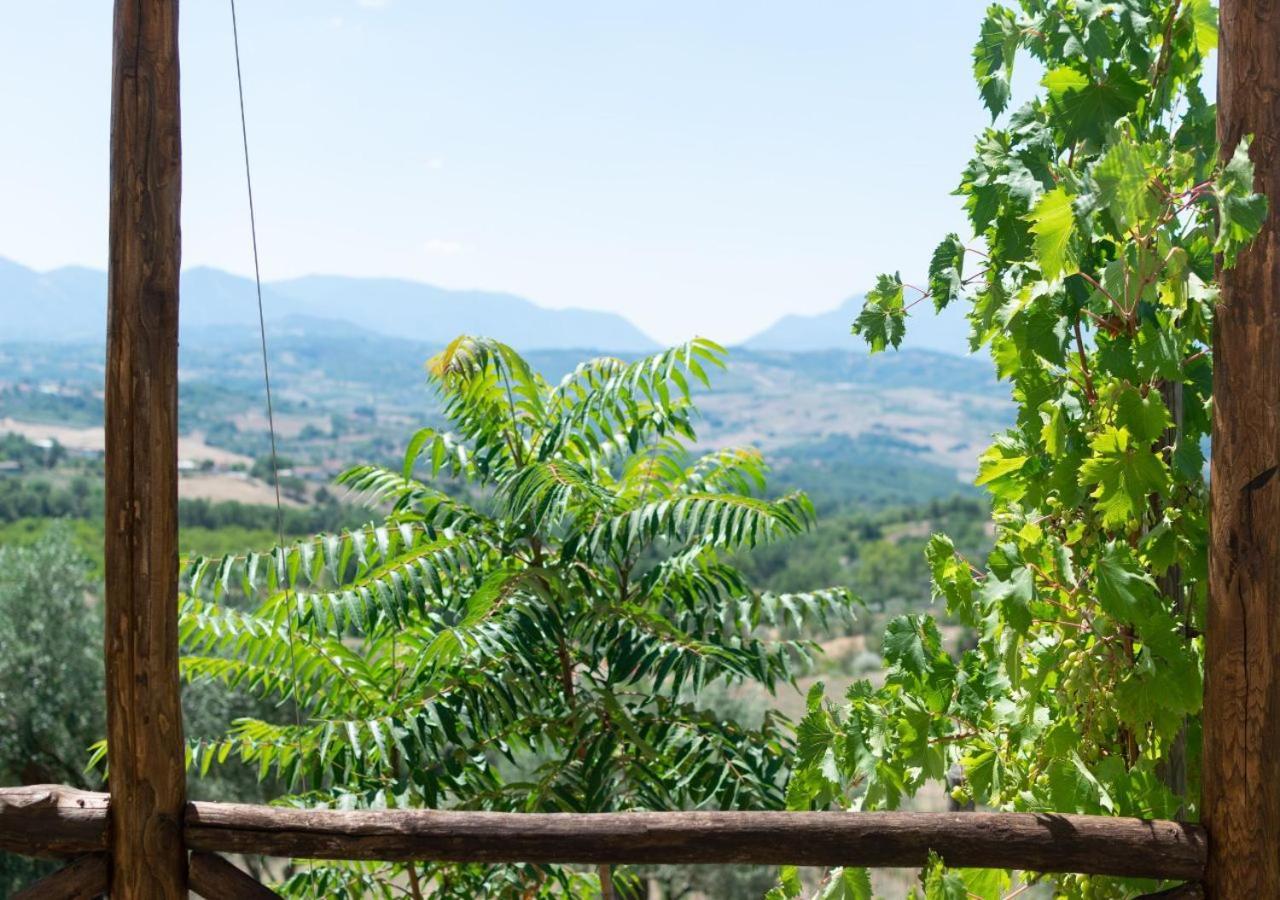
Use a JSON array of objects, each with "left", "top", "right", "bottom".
[
  {"left": 424, "top": 158, "right": 445, "bottom": 171},
  {"left": 424, "top": 239, "right": 467, "bottom": 255},
  {"left": 356, "top": 0, "right": 389, "bottom": 7}
]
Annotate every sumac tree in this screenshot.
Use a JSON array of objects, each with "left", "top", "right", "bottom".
[{"left": 174, "top": 337, "right": 852, "bottom": 898}]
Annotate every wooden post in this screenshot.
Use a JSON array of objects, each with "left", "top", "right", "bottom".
[
  {"left": 105, "top": 0, "right": 185, "bottom": 897},
  {"left": 1205, "top": 1, "right": 1280, "bottom": 897}
]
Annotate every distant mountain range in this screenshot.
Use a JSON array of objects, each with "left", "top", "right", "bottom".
[
  {"left": 0, "top": 257, "right": 970, "bottom": 356},
  {"left": 0, "top": 259, "right": 658, "bottom": 352}
]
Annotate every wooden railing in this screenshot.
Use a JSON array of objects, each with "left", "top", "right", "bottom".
[{"left": 0, "top": 785, "right": 1207, "bottom": 897}]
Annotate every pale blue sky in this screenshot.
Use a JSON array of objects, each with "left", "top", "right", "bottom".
[{"left": 3, "top": 1, "right": 1005, "bottom": 344}]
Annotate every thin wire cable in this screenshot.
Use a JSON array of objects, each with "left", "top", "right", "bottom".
[{"left": 228, "top": 0, "right": 311, "bottom": 805}]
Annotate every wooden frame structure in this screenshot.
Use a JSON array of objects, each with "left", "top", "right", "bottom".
[{"left": 0, "top": 0, "right": 1276, "bottom": 896}]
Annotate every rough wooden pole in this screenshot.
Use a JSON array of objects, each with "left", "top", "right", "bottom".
[
  {"left": 105, "top": 0, "right": 185, "bottom": 896},
  {"left": 1205, "top": 2, "right": 1280, "bottom": 897}
]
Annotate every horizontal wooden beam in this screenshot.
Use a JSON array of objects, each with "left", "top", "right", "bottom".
[
  {"left": 0, "top": 785, "right": 1208, "bottom": 880},
  {"left": 0, "top": 786, "right": 109, "bottom": 858},
  {"left": 183, "top": 803, "right": 1205, "bottom": 880}
]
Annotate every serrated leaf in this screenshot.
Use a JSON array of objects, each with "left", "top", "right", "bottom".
[
  {"left": 982, "top": 565, "right": 1034, "bottom": 634},
  {"left": 1043, "top": 64, "right": 1144, "bottom": 145},
  {"left": 853, "top": 273, "right": 907, "bottom": 353},
  {"left": 1027, "top": 186, "right": 1078, "bottom": 280},
  {"left": 1113, "top": 384, "right": 1173, "bottom": 444},
  {"left": 973, "top": 7, "right": 1019, "bottom": 117},
  {"left": 922, "top": 852, "right": 969, "bottom": 900},
  {"left": 928, "top": 233, "right": 967, "bottom": 310},
  {"left": 1216, "top": 137, "right": 1269, "bottom": 260},
  {"left": 1096, "top": 541, "right": 1158, "bottom": 625},
  {"left": 958, "top": 867, "right": 1011, "bottom": 900},
  {"left": 883, "top": 616, "right": 931, "bottom": 677},
  {"left": 927, "top": 533, "right": 978, "bottom": 623},
  {"left": 1094, "top": 140, "right": 1160, "bottom": 232},
  {"left": 1078, "top": 427, "right": 1168, "bottom": 529},
  {"left": 1182, "top": 0, "right": 1218, "bottom": 56},
  {"left": 975, "top": 444, "right": 1028, "bottom": 501},
  {"left": 819, "top": 867, "right": 873, "bottom": 900}
]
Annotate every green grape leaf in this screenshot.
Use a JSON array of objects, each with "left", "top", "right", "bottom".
[
  {"left": 958, "top": 868, "right": 1011, "bottom": 900},
  {"left": 1216, "top": 137, "right": 1269, "bottom": 260},
  {"left": 772, "top": 866, "right": 803, "bottom": 900},
  {"left": 928, "top": 233, "right": 966, "bottom": 310},
  {"left": 927, "top": 534, "right": 978, "bottom": 623},
  {"left": 1142, "top": 516, "right": 1179, "bottom": 574},
  {"left": 1113, "top": 384, "right": 1173, "bottom": 443},
  {"left": 818, "top": 867, "right": 873, "bottom": 900},
  {"left": 1078, "top": 427, "right": 1168, "bottom": 529},
  {"left": 975, "top": 443, "right": 1029, "bottom": 501},
  {"left": 922, "top": 852, "right": 969, "bottom": 900},
  {"left": 1094, "top": 139, "right": 1160, "bottom": 232},
  {"left": 853, "top": 273, "right": 907, "bottom": 353},
  {"left": 1182, "top": 0, "right": 1218, "bottom": 56},
  {"left": 1027, "top": 186, "right": 1078, "bottom": 279},
  {"left": 1095, "top": 541, "right": 1158, "bottom": 625},
  {"left": 1047, "top": 753, "right": 1114, "bottom": 814},
  {"left": 973, "top": 7, "right": 1019, "bottom": 117},
  {"left": 962, "top": 748, "right": 1000, "bottom": 803},
  {"left": 1043, "top": 63, "right": 1144, "bottom": 145},
  {"left": 1134, "top": 320, "right": 1183, "bottom": 380},
  {"left": 795, "top": 705, "right": 836, "bottom": 771},
  {"left": 883, "top": 615, "right": 932, "bottom": 677},
  {"left": 981, "top": 565, "right": 1034, "bottom": 634}
]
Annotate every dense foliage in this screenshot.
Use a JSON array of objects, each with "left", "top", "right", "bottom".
[
  {"left": 0, "top": 474, "right": 98, "bottom": 522},
  {"left": 787, "top": 1, "right": 1266, "bottom": 897},
  {"left": 177, "top": 495, "right": 364, "bottom": 537},
  {"left": 0, "top": 534, "right": 103, "bottom": 895},
  {"left": 739, "top": 496, "right": 990, "bottom": 612},
  {"left": 175, "top": 337, "right": 853, "bottom": 897}
]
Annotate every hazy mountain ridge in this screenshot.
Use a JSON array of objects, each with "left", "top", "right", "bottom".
[
  {"left": 4, "top": 257, "right": 975, "bottom": 357},
  {"left": 0, "top": 258, "right": 660, "bottom": 352}
]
